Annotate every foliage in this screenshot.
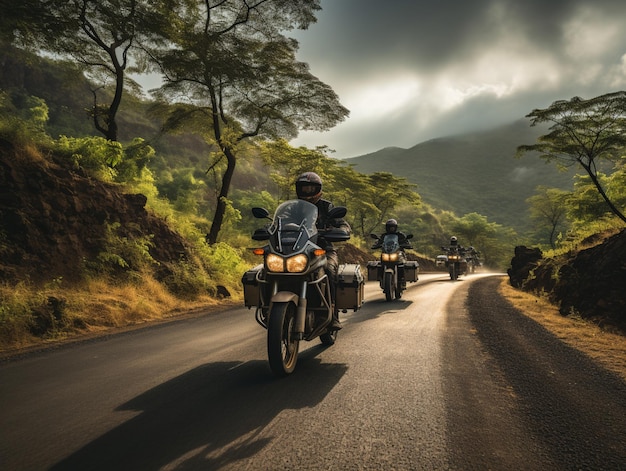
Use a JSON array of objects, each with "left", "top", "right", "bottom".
[
  {"left": 144, "top": 0, "right": 346, "bottom": 244},
  {"left": 83, "top": 222, "right": 157, "bottom": 281},
  {"left": 0, "top": 90, "right": 53, "bottom": 146},
  {"left": 20, "top": 0, "right": 146, "bottom": 141},
  {"left": 527, "top": 186, "right": 571, "bottom": 249},
  {"left": 55, "top": 135, "right": 122, "bottom": 180},
  {"left": 517, "top": 92, "right": 626, "bottom": 224}
]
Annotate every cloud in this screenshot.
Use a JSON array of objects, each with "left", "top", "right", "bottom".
[{"left": 290, "top": 0, "right": 626, "bottom": 157}]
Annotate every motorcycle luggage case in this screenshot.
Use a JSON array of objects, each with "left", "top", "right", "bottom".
[
  {"left": 366, "top": 260, "right": 381, "bottom": 281},
  {"left": 241, "top": 264, "right": 263, "bottom": 308},
  {"left": 336, "top": 263, "right": 365, "bottom": 311},
  {"left": 404, "top": 260, "right": 419, "bottom": 282}
]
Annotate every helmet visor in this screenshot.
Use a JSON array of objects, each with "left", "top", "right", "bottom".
[{"left": 296, "top": 182, "right": 321, "bottom": 198}]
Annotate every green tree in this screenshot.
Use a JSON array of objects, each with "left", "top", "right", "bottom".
[
  {"left": 9, "top": 0, "right": 147, "bottom": 141},
  {"left": 451, "top": 212, "right": 516, "bottom": 268},
  {"left": 352, "top": 172, "right": 420, "bottom": 239},
  {"left": 526, "top": 186, "right": 570, "bottom": 248},
  {"left": 145, "top": 0, "right": 348, "bottom": 245},
  {"left": 517, "top": 92, "right": 626, "bottom": 224},
  {"left": 260, "top": 139, "right": 341, "bottom": 201}
]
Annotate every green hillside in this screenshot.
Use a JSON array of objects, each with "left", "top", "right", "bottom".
[{"left": 344, "top": 120, "right": 578, "bottom": 232}]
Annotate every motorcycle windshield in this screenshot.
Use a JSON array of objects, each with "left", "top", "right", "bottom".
[
  {"left": 382, "top": 234, "right": 400, "bottom": 253},
  {"left": 269, "top": 200, "right": 318, "bottom": 254}
]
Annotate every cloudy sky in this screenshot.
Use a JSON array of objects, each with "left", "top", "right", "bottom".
[{"left": 288, "top": 0, "right": 626, "bottom": 157}]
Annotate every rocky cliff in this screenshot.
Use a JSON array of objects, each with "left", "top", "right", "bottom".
[{"left": 508, "top": 230, "right": 626, "bottom": 333}]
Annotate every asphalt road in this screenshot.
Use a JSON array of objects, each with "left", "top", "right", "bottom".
[{"left": 1, "top": 273, "right": 625, "bottom": 470}]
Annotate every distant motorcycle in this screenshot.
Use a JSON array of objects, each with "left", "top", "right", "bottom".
[
  {"left": 368, "top": 233, "right": 419, "bottom": 301},
  {"left": 465, "top": 246, "right": 481, "bottom": 273},
  {"left": 442, "top": 245, "right": 467, "bottom": 280},
  {"left": 242, "top": 199, "right": 364, "bottom": 376}
]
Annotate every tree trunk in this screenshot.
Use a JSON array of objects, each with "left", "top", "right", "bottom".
[
  {"left": 585, "top": 165, "right": 626, "bottom": 224},
  {"left": 206, "top": 147, "right": 237, "bottom": 245}
]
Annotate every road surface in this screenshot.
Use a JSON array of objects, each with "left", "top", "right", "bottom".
[{"left": 1, "top": 273, "right": 625, "bottom": 470}]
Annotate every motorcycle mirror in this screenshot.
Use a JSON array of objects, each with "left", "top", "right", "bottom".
[
  {"left": 328, "top": 206, "right": 347, "bottom": 219},
  {"left": 252, "top": 207, "right": 270, "bottom": 219},
  {"left": 406, "top": 234, "right": 414, "bottom": 239},
  {"left": 323, "top": 228, "right": 350, "bottom": 242},
  {"left": 252, "top": 228, "right": 270, "bottom": 240}
]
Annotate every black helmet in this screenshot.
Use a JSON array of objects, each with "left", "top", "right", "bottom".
[
  {"left": 385, "top": 218, "right": 398, "bottom": 233},
  {"left": 450, "top": 236, "right": 458, "bottom": 246},
  {"left": 295, "top": 172, "right": 323, "bottom": 203}
]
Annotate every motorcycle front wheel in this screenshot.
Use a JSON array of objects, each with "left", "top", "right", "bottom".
[
  {"left": 267, "top": 301, "right": 299, "bottom": 377},
  {"left": 383, "top": 272, "right": 393, "bottom": 301}
]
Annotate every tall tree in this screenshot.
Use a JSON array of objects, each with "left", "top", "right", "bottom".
[
  {"left": 517, "top": 91, "right": 626, "bottom": 224},
  {"left": 526, "top": 186, "right": 570, "bottom": 248},
  {"left": 6, "top": 0, "right": 144, "bottom": 141},
  {"left": 145, "top": 0, "right": 348, "bottom": 244}
]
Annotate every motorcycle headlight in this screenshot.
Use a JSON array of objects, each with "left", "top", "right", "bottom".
[
  {"left": 266, "top": 254, "right": 284, "bottom": 272},
  {"left": 286, "top": 254, "right": 308, "bottom": 273},
  {"left": 382, "top": 253, "right": 399, "bottom": 262},
  {"left": 266, "top": 253, "right": 309, "bottom": 273}
]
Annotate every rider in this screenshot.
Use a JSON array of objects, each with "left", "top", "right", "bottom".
[
  {"left": 448, "top": 236, "right": 465, "bottom": 252},
  {"left": 372, "top": 219, "right": 412, "bottom": 249},
  {"left": 295, "top": 172, "right": 351, "bottom": 330},
  {"left": 372, "top": 218, "right": 412, "bottom": 287}
]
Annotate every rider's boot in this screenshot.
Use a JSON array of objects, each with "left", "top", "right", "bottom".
[{"left": 330, "top": 311, "right": 342, "bottom": 330}]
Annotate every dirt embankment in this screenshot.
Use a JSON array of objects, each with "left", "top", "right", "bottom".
[
  {"left": 507, "top": 230, "right": 626, "bottom": 334},
  {"left": 0, "top": 139, "right": 190, "bottom": 285}
]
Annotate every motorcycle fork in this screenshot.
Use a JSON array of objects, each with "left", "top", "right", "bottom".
[{"left": 295, "top": 281, "right": 307, "bottom": 340}]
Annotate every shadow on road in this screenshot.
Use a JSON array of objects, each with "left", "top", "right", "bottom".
[{"left": 50, "top": 350, "right": 347, "bottom": 470}]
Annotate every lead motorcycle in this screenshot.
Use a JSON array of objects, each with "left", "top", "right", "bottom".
[
  {"left": 242, "top": 199, "right": 363, "bottom": 377},
  {"left": 368, "top": 233, "right": 418, "bottom": 301}
]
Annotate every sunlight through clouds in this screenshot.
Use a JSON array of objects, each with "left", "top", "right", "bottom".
[{"left": 344, "top": 78, "right": 421, "bottom": 118}]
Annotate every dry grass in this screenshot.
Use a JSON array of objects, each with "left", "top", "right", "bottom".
[
  {"left": 0, "top": 276, "right": 240, "bottom": 355},
  {"left": 499, "top": 278, "right": 626, "bottom": 382}
]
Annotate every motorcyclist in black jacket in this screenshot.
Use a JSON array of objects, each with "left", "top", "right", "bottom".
[
  {"left": 295, "top": 172, "right": 350, "bottom": 330},
  {"left": 372, "top": 218, "right": 412, "bottom": 287},
  {"left": 372, "top": 219, "right": 412, "bottom": 249}
]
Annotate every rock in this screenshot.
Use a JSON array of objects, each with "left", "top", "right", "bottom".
[{"left": 507, "top": 246, "right": 543, "bottom": 288}]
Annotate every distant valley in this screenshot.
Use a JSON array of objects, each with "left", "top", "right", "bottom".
[{"left": 344, "top": 120, "right": 578, "bottom": 233}]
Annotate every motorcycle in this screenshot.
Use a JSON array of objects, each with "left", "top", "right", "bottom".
[
  {"left": 368, "top": 233, "right": 418, "bottom": 301},
  {"left": 465, "top": 246, "right": 481, "bottom": 273},
  {"left": 242, "top": 199, "right": 363, "bottom": 377},
  {"left": 442, "top": 245, "right": 467, "bottom": 280}
]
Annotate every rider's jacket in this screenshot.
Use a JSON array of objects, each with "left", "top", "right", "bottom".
[
  {"left": 313, "top": 198, "right": 351, "bottom": 251},
  {"left": 373, "top": 231, "right": 411, "bottom": 249}
]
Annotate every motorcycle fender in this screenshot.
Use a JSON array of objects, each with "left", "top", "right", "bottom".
[
  {"left": 269, "top": 292, "right": 306, "bottom": 335},
  {"left": 270, "top": 291, "right": 299, "bottom": 304}
]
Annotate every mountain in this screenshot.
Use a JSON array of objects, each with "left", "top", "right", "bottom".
[{"left": 344, "top": 120, "right": 578, "bottom": 232}]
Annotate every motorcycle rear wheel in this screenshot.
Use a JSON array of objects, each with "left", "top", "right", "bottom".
[{"left": 267, "top": 301, "right": 299, "bottom": 376}]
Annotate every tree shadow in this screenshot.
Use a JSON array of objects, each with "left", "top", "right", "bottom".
[
  {"left": 50, "top": 350, "right": 347, "bottom": 470},
  {"left": 347, "top": 298, "right": 413, "bottom": 325}
]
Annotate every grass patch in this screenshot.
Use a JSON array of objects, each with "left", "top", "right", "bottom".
[{"left": 0, "top": 275, "right": 238, "bottom": 355}]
